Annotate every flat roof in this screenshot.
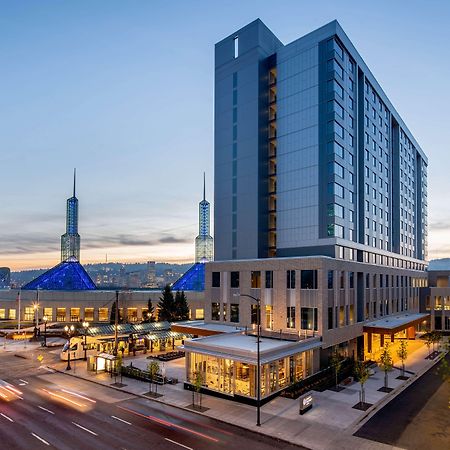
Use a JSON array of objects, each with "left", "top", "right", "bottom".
[
  {"left": 363, "top": 313, "right": 429, "bottom": 333},
  {"left": 172, "top": 320, "right": 244, "bottom": 333},
  {"left": 183, "top": 332, "right": 321, "bottom": 364}
]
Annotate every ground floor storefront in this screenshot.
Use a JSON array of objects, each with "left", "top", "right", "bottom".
[{"left": 183, "top": 332, "right": 321, "bottom": 401}]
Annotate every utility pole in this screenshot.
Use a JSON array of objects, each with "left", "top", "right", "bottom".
[{"left": 114, "top": 290, "right": 119, "bottom": 356}]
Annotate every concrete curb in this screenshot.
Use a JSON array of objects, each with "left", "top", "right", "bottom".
[
  {"left": 47, "top": 365, "right": 312, "bottom": 450},
  {"left": 347, "top": 350, "right": 448, "bottom": 435}
]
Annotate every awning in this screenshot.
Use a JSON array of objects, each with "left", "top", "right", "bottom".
[
  {"left": 95, "top": 352, "right": 117, "bottom": 360},
  {"left": 363, "top": 313, "right": 429, "bottom": 334},
  {"left": 144, "top": 331, "right": 193, "bottom": 342}
]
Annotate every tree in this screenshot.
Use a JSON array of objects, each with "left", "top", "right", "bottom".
[
  {"left": 379, "top": 343, "right": 393, "bottom": 389},
  {"left": 157, "top": 285, "right": 176, "bottom": 322},
  {"left": 174, "top": 290, "right": 190, "bottom": 321},
  {"left": 110, "top": 302, "right": 123, "bottom": 325},
  {"left": 142, "top": 298, "right": 155, "bottom": 323},
  {"left": 115, "top": 352, "right": 123, "bottom": 385},
  {"left": 330, "top": 347, "right": 344, "bottom": 390},
  {"left": 193, "top": 370, "right": 204, "bottom": 410},
  {"left": 396, "top": 340, "right": 408, "bottom": 378},
  {"left": 425, "top": 333, "right": 433, "bottom": 357},
  {"left": 432, "top": 331, "right": 442, "bottom": 353},
  {"left": 354, "top": 360, "right": 370, "bottom": 405},
  {"left": 147, "top": 360, "right": 160, "bottom": 395}
]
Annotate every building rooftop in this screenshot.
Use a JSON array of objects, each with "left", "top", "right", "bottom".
[
  {"left": 363, "top": 313, "right": 429, "bottom": 332},
  {"left": 183, "top": 332, "right": 321, "bottom": 364}
]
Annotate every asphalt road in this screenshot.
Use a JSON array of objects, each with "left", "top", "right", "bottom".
[
  {"left": 355, "top": 353, "right": 449, "bottom": 450},
  {"left": 0, "top": 369, "right": 304, "bottom": 450}
]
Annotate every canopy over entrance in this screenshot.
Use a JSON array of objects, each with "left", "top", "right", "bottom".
[{"left": 363, "top": 313, "right": 429, "bottom": 335}]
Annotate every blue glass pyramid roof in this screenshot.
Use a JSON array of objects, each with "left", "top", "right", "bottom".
[
  {"left": 22, "top": 257, "right": 96, "bottom": 291},
  {"left": 172, "top": 262, "right": 205, "bottom": 292}
]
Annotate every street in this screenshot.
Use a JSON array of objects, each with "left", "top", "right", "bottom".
[
  {"left": 0, "top": 354, "right": 303, "bottom": 450},
  {"left": 355, "top": 353, "right": 450, "bottom": 450}
]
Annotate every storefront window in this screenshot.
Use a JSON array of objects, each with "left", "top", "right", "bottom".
[
  {"left": 44, "top": 307, "right": 52, "bottom": 320},
  {"left": 70, "top": 308, "right": 80, "bottom": 322},
  {"left": 56, "top": 308, "right": 66, "bottom": 322},
  {"left": 9, "top": 309, "right": 16, "bottom": 320},
  {"left": 84, "top": 307, "right": 94, "bottom": 322},
  {"left": 211, "top": 302, "right": 220, "bottom": 321},
  {"left": 24, "top": 307, "right": 34, "bottom": 321},
  {"left": 99, "top": 308, "right": 108, "bottom": 322},
  {"left": 230, "top": 304, "right": 239, "bottom": 322}
]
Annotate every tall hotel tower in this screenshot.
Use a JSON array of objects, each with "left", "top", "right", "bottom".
[
  {"left": 199, "top": 19, "right": 430, "bottom": 376},
  {"left": 195, "top": 173, "right": 214, "bottom": 262},
  {"left": 61, "top": 169, "right": 81, "bottom": 261}
]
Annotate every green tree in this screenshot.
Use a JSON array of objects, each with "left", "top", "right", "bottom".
[
  {"left": 110, "top": 302, "right": 123, "bottom": 325},
  {"left": 425, "top": 333, "right": 433, "bottom": 357},
  {"left": 193, "top": 370, "right": 204, "bottom": 410},
  {"left": 174, "top": 290, "right": 190, "bottom": 321},
  {"left": 396, "top": 340, "right": 408, "bottom": 378},
  {"left": 379, "top": 343, "right": 393, "bottom": 389},
  {"left": 147, "top": 360, "right": 160, "bottom": 395},
  {"left": 330, "top": 347, "right": 343, "bottom": 390},
  {"left": 115, "top": 352, "right": 123, "bottom": 385},
  {"left": 354, "top": 360, "right": 370, "bottom": 405},
  {"left": 142, "top": 298, "right": 155, "bottom": 323},
  {"left": 432, "top": 331, "right": 442, "bottom": 353},
  {"left": 157, "top": 285, "right": 176, "bottom": 321}
]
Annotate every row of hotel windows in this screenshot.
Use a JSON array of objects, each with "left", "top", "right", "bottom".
[
  {"left": 212, "top": 270, "right": 425, "bottom": 290},
  {"left": 211, "top": 301, "right": 318, "bottom": 331}
]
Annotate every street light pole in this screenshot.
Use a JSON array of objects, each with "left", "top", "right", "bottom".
[
  {"left": 235, "top": 293, "right": 261, "bottom": 427},
  {"left": 64, "top": 325, "right": 75, "bottom": 370},
  {"left": 43, "top": 316, "right": 48, "bottom": 347},
  {"left": 82, "top": 321, "right": 89, "bottom": 361}
]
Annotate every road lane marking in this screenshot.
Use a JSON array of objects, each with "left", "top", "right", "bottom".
[
  {"left": 72, "top": 422, "right": 98, "bottom": 436},
  {"left": 61, "top": 389, "right": 96, "bottom": 403},
  {"left": 38, "top": 406, "right": 55, "bottom": 415},
  {"left": 0, "top": 413, "right": 14, "bottom": 422},
  {"left": 19, "top": 379, "right": 28, "bottom": 384},
  {"left": 118, "top": 406, "right": 219, "bottom": 443},
  {"left": 165, "top": 438, "right": 193, "bottom": 450},
  {"left": 32, "top": 433, "right": 50, "bottom": 446},
  {"left": 111, "top": 415, "right": 132, "bottom": 425}
]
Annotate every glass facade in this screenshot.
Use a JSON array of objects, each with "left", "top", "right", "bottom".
[{"left": 186, "top": 349, "right": 313, "bottom": 399}]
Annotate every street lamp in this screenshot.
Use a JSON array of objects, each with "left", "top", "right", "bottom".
[
  {"left": 43, "top": 316, "right": 48, "bottom": 347},
  {"left": 82, "top": 321, "right": 89, "bottom": 361},
  {"left": 234, "top": 292, "right": 262, "bottom": 427},
  {"left": 33, "top": 302, "right": 39, "bottom": 340},
  {"left": 64, "top": 325, "right": 75, "bottom": 370}
]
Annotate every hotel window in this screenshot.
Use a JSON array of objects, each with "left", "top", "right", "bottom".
[
  {"left": 0, "top": 309, "right": 5, "bottom": 319},
  {"left": 327, "top": 59, "right": 344, "bottom": 78},
  {"left": 327, "top": 99, "right": 344, "bottom": 118},
  {"left": 286, "top": 270, "right": 296, "bottom": 289},
  {"left": 328, "top": 182, "right": 344, "bottom": 198},
  {"left": 301, "top": 307, "right": 318, "bottom": 331},
  {"left": 328, "top": 120, "right": 344, "bottom": 138},
  {"left": 328, "top": 270, "right": 334, "bottom": 289},
  {"left": 195, "top": 308, "right": 204, "bottom": 320},
  {"left": 349, "top": 272, "right": 354, "bottom": 289},
  {"left": 265, "top": 305, "right": 273, "bottom": 329},
  {"left": 265, "top": 271, "right": 273, "bottom": 288},
  {"left": 212, "top": 272, "right": 220, "bottom": 287},
  {"left": 233, "top": 36, "right": 239, "bottom": 58},
  {"left": 251, "top": 271, "right": 261, "bottom": 288},
  {"left": 9, "top": 309, "right": 16, "bottom": 320},
  {"left": 328, "top": 161, "right": 344, "bottom": 178},
  {"left": 328, "top": 203, "right": 344, "bottom": 218},
  {"left": 328, "top": 80, "right": 344, "bottom": 99},
  {"left": 230, "top": 271, "right": 239, "bottom": 288},
  {"left": 327, "top": 140, "right": 344, "bottom": 158},
  {"left": 301, "top": 270, "right": 318, "bottom": 289},
  {"left": 84, "top": 308, "right": 94, "bottom": 322},
  {"left": 99, "top": 308, "right": 109, "bottom": 322},
  {"left": 56, "top": 308, "right": 66, "bottom": 322},
  {"left": 230, "top": 304, "right": 239, "bottom": 323},
  {"left": 251, "top": 304, "right": 260, "bottom": 325},
  {"left": 211, "top": 302, "right": 220, "bottom": 321},
  {"left": 286, "top": 306, "right": 295, "bottom": 328},
  {"left": 70, "top": 308, "right": 80, "bottom": 322},
  {"left": 327, "top": 38, "right": 344, "bottom": 59},
  {"left": 223, "top": 304, "right": 227, "bottom": 321},
  {"left": 43, "top": 307, "right": 52, "bottom": 320},
  {"left": 24, "top": 307, "right": 34, "bottom": 321},
  {"left": 328, "top": 307, "right": 334, "bottom": 329}
]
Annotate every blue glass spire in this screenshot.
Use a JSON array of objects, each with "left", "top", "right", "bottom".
[
  {"left": 195, "top": 173, "right": 213, "bottom": 262},
  {"left": 22, "top": 257, "right": 96, "bottom": 291},
  {"left": 61, "top": 169, "right": 81, "bottom": 261}
]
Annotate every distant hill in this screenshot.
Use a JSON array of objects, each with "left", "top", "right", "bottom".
[{"left": 428, "top": 259, "right": 450, "bottom": 271}]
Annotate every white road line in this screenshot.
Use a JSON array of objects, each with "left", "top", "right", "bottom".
[
  {"left": 72, "top": 422, "right": 98, "bottom": 436},
  {"left": 31, "top": 433, "right": 50, "bottom": 446},
  {"left": 111, "top": 415, "right": 132, "bottom": 425},
  {"left": 38, "top": 406, "right": 55, "bottom": 415},
  {"left": 19, "top": 383, "right": 26, "bottom": 386},
  {"left": 0, "top": 413, "right": 14, "bottom": 422},
  {"left": 164, "top": 438, "right": 193, "bottom": 450},
  {"left": 19, "top": 379, "right": 28, "bottom": 384}
]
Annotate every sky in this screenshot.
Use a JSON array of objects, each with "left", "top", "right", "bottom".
[{"left": 1, "top": 0, "right": 450, "bottom": 271}]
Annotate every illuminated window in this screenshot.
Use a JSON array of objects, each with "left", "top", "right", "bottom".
[
  {"left": 44, "top": 307, "right": 52, "bottom": 320},
  {"left": 9, "top": 309, "right": 16, "bottom": 320},
  {"left": 84, "top": 308, "right": 94, "bottom": 322},
  {"left": 98, "top": 308, "right": 109, "bottom": 322}
]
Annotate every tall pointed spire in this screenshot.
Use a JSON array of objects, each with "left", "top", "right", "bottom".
[
  {"left": 73, "top": 168, "right": 76, "bottom": 198},
  {"left": 203, "top": 172, "right": 206, "bottom": 201}
]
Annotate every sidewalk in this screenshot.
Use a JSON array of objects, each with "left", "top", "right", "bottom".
[{"left": 47, "top": 343, "right": 446, "bottom": 450}]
